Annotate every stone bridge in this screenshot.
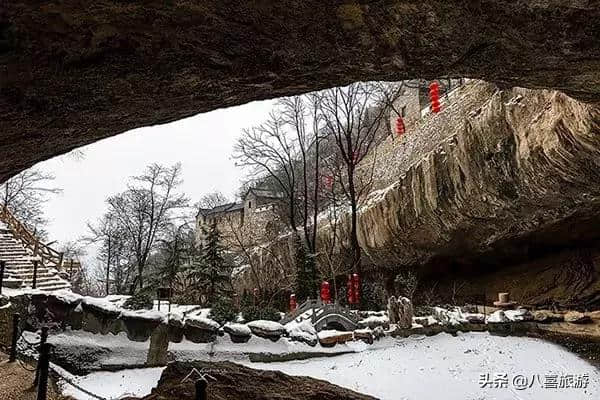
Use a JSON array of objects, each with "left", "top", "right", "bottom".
[
  {"left": 282, "top": 299, "right": 359, "bottom": 332},
  {"left": 2, "top": 1, "right": 600, "bottom": 181}
]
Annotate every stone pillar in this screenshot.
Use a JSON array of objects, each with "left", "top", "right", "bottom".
[
  {"left": 146, "top": 323, "right": 169, "bottom": 366},
  {"left": 387, "top": 296, "right": 413, "bottom": 329},
  {"left": 387, "top": 296, "right": 400, "bottom": 325},
  {"left": 397, "top": 297, "right": 413, "bottom": 329}
]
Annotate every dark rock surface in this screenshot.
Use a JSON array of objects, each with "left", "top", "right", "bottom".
[
  {"left": 2, "top": 1, "right": 600, "bottom": 181},
  {"left": 138, "top": 360, "right": 376, "bottom": 400}
]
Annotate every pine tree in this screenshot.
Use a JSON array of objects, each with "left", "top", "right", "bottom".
[
  {"left": 195, "top": 222, "right": 233, "bottom": 305},
  {"left": 295, "top": 235, "right": 318, "bottom": 301}
]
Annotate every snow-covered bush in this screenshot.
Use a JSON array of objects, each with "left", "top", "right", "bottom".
[
  {"left": 242, "top": 306, "right": 281, "bottom": 322},
  {"left": 123, "top": 292, "right": 153, "bottom": 310},
  {"left": 210, "top": 298, "right": 237, "bottom": 324}
]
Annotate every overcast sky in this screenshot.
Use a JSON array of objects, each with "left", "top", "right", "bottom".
[{"left": 36, "top": 99, "right": 275, "bottom": 248}]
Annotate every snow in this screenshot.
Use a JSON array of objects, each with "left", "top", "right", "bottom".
[
  {"left": 58, "top": 366, "right": 165, "bottom": 400},
  {"left": 250, "top": 332, "right": 600, "bottom": 400},
  {"left": 285, "top": 320, "right": 317, "bottom": 343},
  {"left": 50, "top": 289, "right": 83, "bottom": 305},
  {"left": 317, "top": 329, "right": 349, "bottom": 340},
  {"left": 247, "top": 320, "right": 285, "bottom": 332},
  {"left": 82, "top": 296, "right": 121, "bottom": 313},
  {"left": 487, "top": 310, "right": 511, "bottom": 323},
  {"left": 358, "top": 315, "right": 389, "bottom": 326},
  {"left": 224, "top": 322, "right": 252, "bottom": 336},
  {"left": 120, "top": 309, "right": 167, "bottom": 322},
  {"left": 185, "top": 315, "right": 220, "bottom": 330}
]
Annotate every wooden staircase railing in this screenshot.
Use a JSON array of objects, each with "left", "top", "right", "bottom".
[{"left": 0, "top": 205, "right": 70, "bottom": 271}]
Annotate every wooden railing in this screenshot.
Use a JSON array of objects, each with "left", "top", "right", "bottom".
[{"left": 0, "top": 205, "right": 67, "bottom": 270}]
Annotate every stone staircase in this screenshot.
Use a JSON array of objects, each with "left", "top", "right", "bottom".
[{"left": 0, "top": 222, "right": 71, "bottom": 291}]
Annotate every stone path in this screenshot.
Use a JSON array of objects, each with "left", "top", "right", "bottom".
[{"left": 0, "top": 353, "right": 63, "bottom": 400}]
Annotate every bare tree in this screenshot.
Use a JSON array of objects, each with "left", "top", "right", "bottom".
[
  {"left": 85, "top": 211, "right": 133, "bottom": 295},
  {"left": 318, "top": 82, "right": 404, "bottom": 277},
  {"left": 1, "top": 168, "right": 62, "bottom": 237},
  {"left": 105, "top": 163, "right": 188, "bottom": 292},
  {"left": 196, "top": 191, "right": 230, "bottom": 210},
  {"left": 279, "top": 94, "right": 324, "bottom": 253},
  {"left": 233, "top": 113, "right": 299, "bottom": 231}
]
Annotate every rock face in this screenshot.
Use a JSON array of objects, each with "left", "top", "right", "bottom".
[
  {"left": 141, "top": 361, "right": 376, "bottom": 400},
  {"left": 313, "top": 83, "right": 600, "bottom": 306},
  {"left": 2, "top": 2, "right": 600, "bottom": 181}
]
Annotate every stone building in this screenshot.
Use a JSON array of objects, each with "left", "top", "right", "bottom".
[{"left": 195, "top": 188, "right": 286, "bottom": 246}]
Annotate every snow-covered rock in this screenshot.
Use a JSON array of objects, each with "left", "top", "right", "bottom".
[
  {"left": 121, "top": 309, "right": 166, "bottom": 323},
  {"left": 358, "top": 314, "right": 390, "bottom": 330},
  {"left": 50, "top": 289, "right": 83, "bottom": 306},
  {"left": 317, "top": 330, "right": 353, "bottom": 347},
  {"left": 184, "top": 316, "right": 220, "bottom": 343},
  {"left": 223, "top": 322, "right": 252, "bottom": 343},
  {"left": 504, "top": 308, "right": 533, "bottom": 322},
  {"left": 247, "top": 320, "right": 286, "bottom": 341},
  {"left": 184, "top": 316, "right": 220, "bottom": 330},
  {"left": 413, "top": 315, "right": 439, "bottom": 327},
  {"left": 285, "top": 320, "right": 318, "bottom": 346},
  {"left": 486, "top": 310, "right": 510, "bottom": 323},
  {"left": 81, "top": 296, "right": 121, "bottom": 315}
]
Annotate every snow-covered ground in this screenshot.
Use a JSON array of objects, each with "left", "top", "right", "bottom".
[
  {"left": 55, "top": 332, "right": 600, "bottom": 400},
  {"left": 249, "top": 332, "right": 600, "bottom": 400},
  {"left": 58, "top": 366, "right": 165, "bottom": 400}
]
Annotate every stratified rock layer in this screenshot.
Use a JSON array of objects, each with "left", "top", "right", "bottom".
[
  {"left": 353, "top": 85, "right": 600, "bottom": 268},
  {"left": 2, "top": 1, "right": 600, "bottom": 181}
]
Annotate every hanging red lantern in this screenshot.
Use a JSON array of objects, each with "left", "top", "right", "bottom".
[
  {"left": 320, "top": 281, "right": 331, "bottom": 304},
  {"left": 347, "top": 274, "right": 354, "bottom": 305},
  {"left": 289, "top": 293, "right": 297, "bottom": 311},
  {"left": 429, "top": 81, "right": 441, "bottom": 113},
  {"left": 322, "top": 175, "right": 334, "bottom": 190},
  {"left": 395, "top": 116, "right": 405, "bottom": 136},
  {"left": 352, "top": 273, "right": 361, "bottom": 305}
]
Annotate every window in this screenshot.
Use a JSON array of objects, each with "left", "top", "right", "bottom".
[{"left": 248, "top": 201, "right": 252, "bottom": 209}]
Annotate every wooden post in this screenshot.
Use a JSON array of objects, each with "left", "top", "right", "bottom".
[
  {"left": 58, "top": 252, "right": 64, "bottom": 269},
  {"left": 0, "top": 260, "right": 5, "bottom": 295},
  {"left": 34, "top": 327, "right": 49, "bottom": 386},
  {"left": 195, "top": 378, "right": 208, "bottom": 400},
  {"left": 36, "top": 343, "right": 50, "bottom": 400},
  {"left": 9, "top": 313, "right": 20, "bottom": 362},
  {"left": 32, "top": 260, "right": 39, "bottom": 289}
]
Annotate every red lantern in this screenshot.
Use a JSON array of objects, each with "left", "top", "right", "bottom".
[
  {"left": 395, "top": 117, "right": 405, "bottom": 136},
  {"left": 429, "top": 81, "right": 441, "bottom": 113},
  {"left": 347, "top": 274, "right": 354, "bottom": 305},
  {"left": 289, "top": 293, "right": 297, "bottom": 311},
  {"left": 352, "top": 273, "right": 360, "bottom": 305},
  {"left": 253, "top": 287, "right": 259, "bottom": 305},
  {"left": 320, "top": 281, "right": 331, "bottom": 304},
  {"left": 322, "top": 175, "right": 334, "bottom": 190}
]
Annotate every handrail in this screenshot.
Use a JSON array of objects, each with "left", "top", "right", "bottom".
[{"left": 0, "top": 205, "right": 66, "bottom": 269}]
